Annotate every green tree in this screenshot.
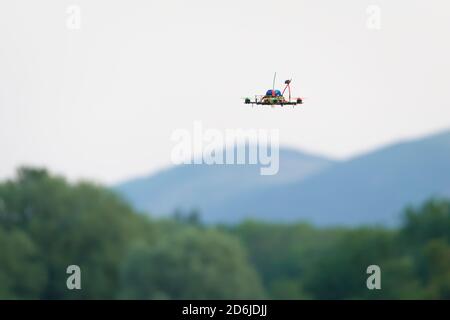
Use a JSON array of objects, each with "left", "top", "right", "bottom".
[
  {"left": 419, "top": 239, "right": 450, "bottom": 298},
  {"left": 0, "top": 227, "right": 47, "bottom": 299},
  {"left": 120, "top": 228, "right": 265, "bottom": 299},
  {"left": 231, "top": 221, "right": 344, "bottom": 299},
  {"left": 401, "top": 199, "right": 450, "bottom": 299},
  {"left": 0, "top": 167, "right": 156, "bottom": 299},
  {"left": 401, "top": 199, "right": 450, "bottom": 245}
]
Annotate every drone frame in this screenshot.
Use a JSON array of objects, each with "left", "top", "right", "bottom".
[{"left": 244, "top": 74, "right": 303, "bottom": 106}]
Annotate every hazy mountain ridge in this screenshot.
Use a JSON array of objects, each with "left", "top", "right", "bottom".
[
  {"left": 116, "top": 148, "right": 335, "bottom": 217},
  {"left": 116, "top": 130, "right": 450, "bottom": 225},
  {"left": 212, "top": 130, "right": 450, "bottom": 225}
]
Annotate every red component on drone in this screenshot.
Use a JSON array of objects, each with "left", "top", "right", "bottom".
[{"left": 244, "top": 73, "right": 304, "bottom": 106}]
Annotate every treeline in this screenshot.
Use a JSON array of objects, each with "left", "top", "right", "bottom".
[{"left": 0, "top": 168, "right": 449, "bottom": 299}]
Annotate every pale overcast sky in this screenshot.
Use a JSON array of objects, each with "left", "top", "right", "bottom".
[{"left": 1, "top": 0, "right": 449, "bottom": 184}]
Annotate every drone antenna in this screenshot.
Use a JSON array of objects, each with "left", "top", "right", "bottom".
[
  {"left": 272, "top": 72, "right": 277, "bottom": 91},
  {"left": 282, "top": 79, "right": 292, "bottom": 101}
]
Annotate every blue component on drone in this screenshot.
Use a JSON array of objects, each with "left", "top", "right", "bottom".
[{"left": 265, "top": 89, "right": 282, "bottom": 96}]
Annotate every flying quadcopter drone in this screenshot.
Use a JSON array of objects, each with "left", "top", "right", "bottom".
[{"left": 244, "top": 73, "right": 304, "bottom": 106}]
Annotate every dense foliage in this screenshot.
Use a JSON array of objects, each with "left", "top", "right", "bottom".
[{"left": 0, "top": 168, "right": 449, "bottom": 299}]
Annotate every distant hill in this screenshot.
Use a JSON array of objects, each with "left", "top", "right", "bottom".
[
  {"left": 116, "top": 130, "right": 450, "bottom": 226},
  {"left": 212, "top": 130, "right": 450, "bottom": 225},
  {"left": 115, "top": 148, "right": 335, "bottom": 219}
]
